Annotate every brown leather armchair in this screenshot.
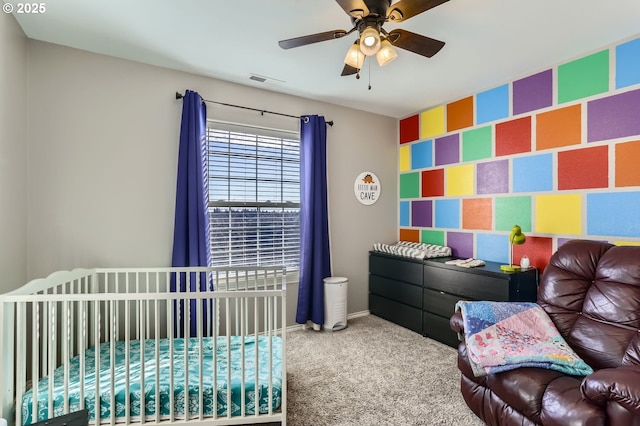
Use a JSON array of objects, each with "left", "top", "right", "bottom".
[{"left": 450, "top": 239, "right": 640, "bottom": 426}]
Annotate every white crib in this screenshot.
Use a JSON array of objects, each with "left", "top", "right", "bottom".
[{"left": 0, "top": 267, "right": 287, "bottom": 426}]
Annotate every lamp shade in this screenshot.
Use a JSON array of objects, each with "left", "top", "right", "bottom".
[
  {"left": 359, "top": 26, "right": 381, "bottom": 56},
  {"left": 376, "top": 40, "right": 398, "bottom": 66},
  {"left": 344, "top": 42, "right": 365, "bottom": 69},
  {"left": 509, "top": 225, "right": 526, "bottom": 245}
]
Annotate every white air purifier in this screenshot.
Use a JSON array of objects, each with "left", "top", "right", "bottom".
[{"left": 323, "top": 276, "right": 348, "bottom": 331}]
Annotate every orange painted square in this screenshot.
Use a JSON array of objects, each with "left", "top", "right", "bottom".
[
  {"left": 616, "top": 140, "right": 640, "bottom": 187},
  {"left": 462, "top": 198, "right": 492, "bottom": 230},
  {"left": 399, "top": 228, "right": 420, "bottom": 242},
  {"left": 512, "top": 236, "right": 553, "bottom": 273},
  {"left": 536, "top": 105, "right": 581, "bottom": 150},
  {"left": 422, "top": 169, "right": 445, "bottom": 197},
  {"left": 447, "top": 97, "right": 474, "bottom": 132},
  {"left": 400, "top": 114, "right": 419, "bottom": 144},
  {"left": 558, "top": 146, "right": 608, "bottom": 190},
  {"left": 496, "top": 116, "right": 532, "bottom": 156}
]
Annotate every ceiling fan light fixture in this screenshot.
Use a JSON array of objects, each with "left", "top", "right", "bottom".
[
  {"left": 359, "top": 26, "right": 381, "bottom": 56},
  {"left": 344, "top": 42, "right": 365, "bottom": 69},
  {"left": 376, "top": 40, "right": 398, "bottom": 66}
]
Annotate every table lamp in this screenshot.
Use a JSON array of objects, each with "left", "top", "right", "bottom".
[{"left": 500, "top": 225, "right": 526, "bottom": 272}]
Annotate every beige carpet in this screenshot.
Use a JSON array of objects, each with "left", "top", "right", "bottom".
[{"left": 284, "top": 315, "right": 485, "bottom": 426}]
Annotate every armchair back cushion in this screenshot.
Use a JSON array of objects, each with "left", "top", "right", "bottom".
[{"left": 538, "top": 240, "right": 640, "bottom": 370}]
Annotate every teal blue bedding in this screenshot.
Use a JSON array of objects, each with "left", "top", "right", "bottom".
[{"left": 21, "top": 336, "right": 283, "bottom": 425}]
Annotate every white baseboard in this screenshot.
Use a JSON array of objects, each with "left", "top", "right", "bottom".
[{"left": 286, "top": 310, "right": 370, "bottom": 333}]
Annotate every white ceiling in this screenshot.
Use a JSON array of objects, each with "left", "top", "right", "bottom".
[{"left": 7, "top": 0, "right": 640, "bottom": 118}]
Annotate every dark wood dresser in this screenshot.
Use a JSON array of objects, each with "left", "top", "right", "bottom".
[{"left": 368, "top": 251, "right": 539, "bottom": 347}]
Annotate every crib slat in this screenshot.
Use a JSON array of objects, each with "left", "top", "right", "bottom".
[
  {"left": 196, "top": 276, "right": 204, "bottom": 422},
  {"left": 154, "top": 295, "right": 160, "bottom": 424},
  {"left": 15, "top": 303, "right": 25, "bottom": 425},
  {"left": 225, "top": 297, "right": 231, "bottom": 420},
  {"left": 138, "top": 299, "right": 146, "bottom": 425},
  {"left": 62, "top": 300, "right": 70, "bottom": 416},
  {"left": 93, "top": 298, "right": 100, "bottom": 425},
  {"left": 109, "top": 299, "right": 116, "bottom": 426},
  {"left": 78, "top": 301, "right": 86, "bottom": 414}
]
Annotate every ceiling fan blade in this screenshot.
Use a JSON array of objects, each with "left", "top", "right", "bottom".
[
  {"left": 335, "top": 0, "right": 370, "bottom": 19},
  {"left": 387, "top": 0, "right": 449, "bottom": 22},
  {"left": 387, "top": 29, "right": 445, "bottom": 58},
  {"left": 279, "top": 30, "right": 348, "bottom": 49},
  {"left": 341, "top": 64, "right": 359, "bottom": 76}
]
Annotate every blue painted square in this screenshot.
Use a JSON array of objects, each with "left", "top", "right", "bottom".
[
  {"left": 587, "top": 192, "right": 640, "bottom": 237},
  {"left": 476, "top": 233, "right": 510, "bottom": 264},
  {"left": 513, "top": 154, "right": 553, "bottom": 192},
  {"left": 400, "top": 201, "right": 410, "bottom": 226},
  {"left": 616, "top": 38, "right": 640, "bottom": 89},
  {"left": 476, "top": 85, "right": 510, "bottom": 124},
  {"left": 411, "top": 140, "right": 433, "bottom": 169},
  {"left": 435, "top": 199, "right": 460, "bottom": 229}
]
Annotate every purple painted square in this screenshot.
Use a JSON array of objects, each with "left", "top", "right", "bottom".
[
  {"left": 435, "top": 134, "right": 460, "bottom": 166},
  {"left": 513, "top": 70, "right": 553, "bottom": 115},
  {"left": 477, "top": 159, "right": 509, "bottom": 194},
  {"left": 558, "top": 237, "right": 608, "bottom": 248},
  {"left": 447, "top": 232, "right": 473, "bottom": 258},
  {"left": 411, "top": 200, "right": 432, "bottom": 227},
  {"left": 588, "top": 88, "right": 640, "bottom": 142}
]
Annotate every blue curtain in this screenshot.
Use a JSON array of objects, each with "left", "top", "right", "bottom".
[
  {"left": 296, "top": 115, "right": 331, "bottom": 326},
  {"left": 171, "top": 89, "right": 211, "bottom": 338}
]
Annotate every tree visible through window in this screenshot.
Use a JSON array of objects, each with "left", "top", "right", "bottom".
[{"left": 207, "top": 123, "right": 300, "bottom": 269}]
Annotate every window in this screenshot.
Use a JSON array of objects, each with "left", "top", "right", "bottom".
[{"left": 207, "top": 122, "right": 300, "bottom": 269}]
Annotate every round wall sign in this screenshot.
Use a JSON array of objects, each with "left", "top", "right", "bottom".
[{"left": 354, "top": 171, "right": 381, "bottom": 205}]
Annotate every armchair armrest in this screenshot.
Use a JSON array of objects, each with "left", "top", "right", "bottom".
[
  {"left": 450, "top": 311, "right": 464, "bottom": 335},
  {"left": 581, "top": 365, "right": 640, "bottom": 416}
]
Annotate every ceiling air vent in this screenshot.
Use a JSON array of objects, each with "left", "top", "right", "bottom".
[
  {"left": 248, "top": 74, "right": 286, "bottom": 84},
  {"left": 249, "top": 74, "right": 267, "bottom": 83}
]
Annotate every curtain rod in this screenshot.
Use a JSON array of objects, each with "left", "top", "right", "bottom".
[{"left": 175, "top": 92, "right": 333, "bottom": 126}]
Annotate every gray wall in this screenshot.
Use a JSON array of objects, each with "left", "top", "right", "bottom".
[
  {"left": 0, "top": 12, "right": 28, "bottom": 293},
  {"left": 24, "top": 40, "right": 398, "bottom": 324}
]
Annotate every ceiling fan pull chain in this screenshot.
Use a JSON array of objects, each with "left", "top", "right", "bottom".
[{"left": 368, "top": 59, "right": 372, "bottom": 90}]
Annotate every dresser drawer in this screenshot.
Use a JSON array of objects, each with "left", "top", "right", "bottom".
[
  {"left": 369, "top": 253, "right": 422, "bottom": 286},
  {"left": 370, "top": 275, "right": 422, "bottom": 309},
  {"left": 422, "top": 311, "right": 460, "bottom": 348},
  {"left": 424, "top": 265, "right": 510, "bottom": 301},
  {"left": 423, "top": 288, "right": 469, "bottom": 319},
  {"left": 370, "top": 294, "right": 422, "bottom": 334}
]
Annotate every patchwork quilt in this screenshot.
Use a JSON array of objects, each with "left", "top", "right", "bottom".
[{"left": 455, "top": 301, "right": 593, "bottom": 377}]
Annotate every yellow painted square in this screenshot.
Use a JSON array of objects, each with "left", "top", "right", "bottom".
[
  {"left": 446, "top": 164, "right": 474, "bottom": 196},
  {"left": 614, "top": 241, "right": 640, "bottom": 246},
  {"left": 420, "top": 106, "right": 445, "bottom": 139},
  {"left": 535, "top": 194, "right": 582, "bottom": 235},
  {"left": 399, "top": 145, "right": 411, "bottom": 172}
]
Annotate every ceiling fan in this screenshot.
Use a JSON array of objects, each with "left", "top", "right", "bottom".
[{"left": 278, "top": 0, "right": 449, "bottom": 77}]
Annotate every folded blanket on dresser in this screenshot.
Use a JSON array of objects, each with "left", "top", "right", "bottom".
[{"left": 455, "top": 301, "right": 593, "bottom": 377}]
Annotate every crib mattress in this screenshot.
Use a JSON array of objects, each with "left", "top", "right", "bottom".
[{"left": 21, "top": 336, "right": 283, "bottom": 425}]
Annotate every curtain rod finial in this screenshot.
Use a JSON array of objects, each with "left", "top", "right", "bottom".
[
  {"left": 175, "top": 92, "right": 183, "bottom": 100},
  {"left": 326, "top": 120, "right": 334, "bottom": 127}
]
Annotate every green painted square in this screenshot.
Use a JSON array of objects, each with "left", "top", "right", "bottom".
[
  {"left": 495, "top": 196, "right": 532, "bottom": 232},
  {"left": 422, "top": 230, "right": 445, "bottom": 245},
  {"left": 399, "top": 172, "right": 420, "bottom": 198},
  {"left": 462, "top": 126, "right": 493, "bottom": 162},
  {"left": 558, "top": 50, "right": 609, "bottom": 104}
]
